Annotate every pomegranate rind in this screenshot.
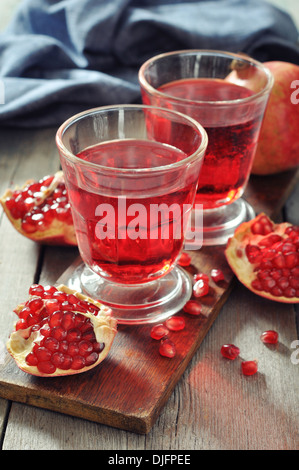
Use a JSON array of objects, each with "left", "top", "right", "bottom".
[
  {"left": 0, "top": 171, "right": 77, "bottom": 246},
  {"left": 225, "top": 213, "right": 299, "bottom": 304},
  {"left": 7, "top": 285, "right": 118, "bottom": 377}
]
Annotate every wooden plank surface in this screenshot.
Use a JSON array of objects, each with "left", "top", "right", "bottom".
[{"left": 0, "top": 126, "right": 298, "bottom": 441}]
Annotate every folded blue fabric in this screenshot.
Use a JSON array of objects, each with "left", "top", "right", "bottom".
[{"left": 0, "top": 0, "right": 298, "bottom": 127}]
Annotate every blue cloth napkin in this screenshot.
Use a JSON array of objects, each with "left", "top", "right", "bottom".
[{"left": 0, "top": 0, "right": 298, "bottom": 127}]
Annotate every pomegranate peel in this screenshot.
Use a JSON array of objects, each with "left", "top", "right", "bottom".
[
  {"left": 225, "top": 213, "right": 299, "bottom": 303},
  {"left": 7, "top": 284, "right": 117, "bottom": 377},
  {"left": 0, "top": 171, "right": 77, "bottom": 246}
]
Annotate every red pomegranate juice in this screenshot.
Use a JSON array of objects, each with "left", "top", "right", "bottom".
[
  {"left": 66, "top": 140, "right": 196, "bottom": 284},
  {"left": 157, "top": 78, "right": 262, "bottom": 209}
]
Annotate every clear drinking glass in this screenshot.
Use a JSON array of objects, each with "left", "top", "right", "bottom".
[
  {"left": 139, "top": 50, "right": 274, "bottom": 245},
  {"left": 56, "top": 105, "right": 207, "bottom": 324}
]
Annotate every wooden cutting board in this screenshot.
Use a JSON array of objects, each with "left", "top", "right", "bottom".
[{"left": 0, "top": 169, "right": 298, "bottom": 434}]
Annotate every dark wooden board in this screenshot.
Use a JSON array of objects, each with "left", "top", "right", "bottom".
[{"left": 0, "top": 169, "right": 298, "bottom": 434}]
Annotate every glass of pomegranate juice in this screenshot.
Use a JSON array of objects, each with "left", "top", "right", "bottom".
[
  {"left": 139, "top": 50, "right": 273, "bottom": 245},
  {"left": 56, "top": 105, "right": 207, "bottom": 324}
]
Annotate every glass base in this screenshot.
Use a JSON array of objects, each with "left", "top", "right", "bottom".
[
  {"left": 65, "top": 263, "right": 192, "bottom": 325},
  {"left": 186, "top": 198, "right": 255, "bottom": 248}
]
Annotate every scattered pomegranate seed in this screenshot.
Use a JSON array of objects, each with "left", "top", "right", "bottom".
[
  {"left": 165, "top": 316, "right": 185, "bottom": 331},
  {"left": 159, "top": 338, "right": 176, "bottom": 358},
  {"left": 211, "top": 269, "right": 225, "bottom": 283},
  {"left": 241, "top": 360, "right": 258, "bottom": 376},
  {"left": 193, "top": 272, "right": 209, "bottom": 284},
  {"left": 260, "top": 330, "right": 279, "bottom": 344},
  {"left": 177, "top": 252, "right": 191, "bottom": 267},
  {"left": 183, "top": 300, "right": 202, "bottom": 316},
  {"left": 220, "top": 344, "right": 240, "bottom": 360},
  {"left": 193, "top": 279, "right": 209, "bottom": 297},
  {"left": 150, "top": 324, "right": 169, "bottom": 340}
]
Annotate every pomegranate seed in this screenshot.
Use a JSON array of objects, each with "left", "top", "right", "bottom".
[
  {"left": 260, "top": 330, "right": 279, "bottom": 344},
  {"left": 177, "top": 252, "right": 191, "bottom": 267},
  {"left": 15, "top": 319, "right": 28, "bottom": 330},
  {"left": 29, "top": 284, "right": 44, "bottom": 296},
  {"left": 251, "top": 279, "right": 263, "bottom": 291},
  {"left": 159, "top": 339, "right": 176, "bottom": 358},
  {"left": 66, "top": 328, "right": 82, "bottom": 342},
  {"left": 49, "top": 311, "right": 63, "bottom": 328},
  {"left": 183, "top": 300, "right": 202, "bottom": 316},
  {"left": 27, "top": 297, "right": 43, "bottom": 313},
  {"left": 193, "top": 279, "right": 209, "bottom": 297},
  {"left": 58, "top": 340, "right": 69, "bottom": 353},
  {"left": 241, "top": 360, "right": 258, "bottom": 376},
  {"left": 211, "top": 269, "right": 224, "bottom": 283},
  {"left": 51, "top": 326, "right": 67, "bottom": 341},
  {"left": 43, "top": 285, "right": 58, "bottom": 296},
  {"left": 220, "top": 344, "right": 240, "bottom": 360},
  {"left": 85, "top": 352, "right": 99, "bottom": 366},
  {"left": 165, "top": 316, "right": 185, "bottom": 331},
  {"left": 61, "top": 312, "right": 75, "bottom": 330},
  {"left": 246, "top": 244, "right": 262, "bottom": 263},
  {"left": 42, "top": 337, "right": 59, "bottom": 352},
  {"left": 71, "top": 355, "right": 86, "bottom": 370},
  {"left": 44, "top": 299, "right": 61, "bottom": 315},
  {"left": 37, "top": 361, "right": 56, "bottom": 375},
  {"left": 68, "top": 342, "right": 79, "bottom": 356},
  {"left": 51, "top": 352, "right": 65, "bottom": 368},
  {"left": 26, "top": 352, "right": 38, "bottom": 366},
  {"left": 193, "top": 272, "right": 209, "bottom": 284},
  {"left": 285, "top": 252, "right": 299, "bottom": 268},
  {"left": 19, "top": 307, "right": 31, "bottom": 320},
  {"left": 150, "top": 324, "right": 169, "bottom": 340},
  {"left": 35, "top": 347, "right": 52, "bottom": 362},
  {"left": 59, "top": 354, "right": 73, "bottom": 370},
  {"left": 78, "top": 340, "right": 93, "bottom": 356}
]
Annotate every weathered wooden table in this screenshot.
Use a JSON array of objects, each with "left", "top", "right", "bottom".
[{"left": 0, "top": 126, "right": 298, "bottom": 450}]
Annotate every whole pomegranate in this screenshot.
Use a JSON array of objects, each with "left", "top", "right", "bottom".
[
  {"left": 7, "top": 284, "right": 117, "bottom": 377},
  {"left": 251, "top": 61, "right": 299, "bottom": 175},
  {"left": 0, "top": 171, "right": 77, "bottom": 246},
  {"left": 225, "top": 213, "right": 299, "bottom": 303}
]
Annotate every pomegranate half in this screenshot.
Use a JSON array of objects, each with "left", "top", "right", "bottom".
[
  {"left": 7, "top": 284, "right": 117, "bottom": 377},
  {"left": 225, "top": 213, "right": 299, "bottom": 303},
  {"left": 0, "top": 171, "right": 77, "bottom": 246}
]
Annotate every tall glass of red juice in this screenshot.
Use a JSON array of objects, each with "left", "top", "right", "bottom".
[
  {"left": 139, "top": 50, "right": 273, "bottom": 245},
  {"left": 56, "top": 105, "right": 207, "bottom": 324}
]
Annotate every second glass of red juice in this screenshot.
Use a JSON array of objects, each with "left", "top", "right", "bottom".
[{"left": 139, "top": 50, "right": 273, "bottom": 245}]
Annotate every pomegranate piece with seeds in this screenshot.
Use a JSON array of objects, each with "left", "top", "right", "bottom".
[
  {"left": 225, "top": 213, "right": 299, "bottom": 303},
  {"left": 7, "top": 284, "right": 117, "bottom": 377},
  {"left": 0, "top": 171, "right": 77, "bottom": 246}
]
